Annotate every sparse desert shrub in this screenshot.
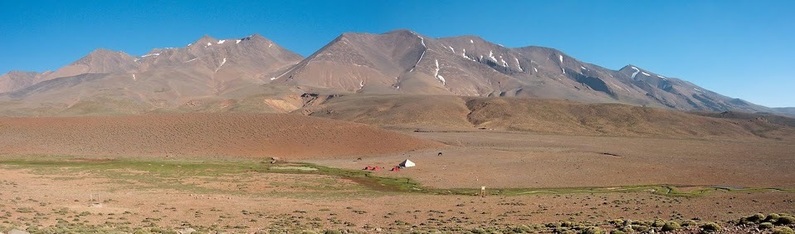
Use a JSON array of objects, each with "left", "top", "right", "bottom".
[
  {"left": 661, "top": 221, "right": 681, "bottom": 232},
  {"left": 682, "top": 220, "right": 697, "bottom": 227},
  {"left": 774, "top": 227, "right": 795, "bottom": 234},
  {"left": 652, "top": 219, "right": 665, "bottom": 228},
  {"left": 748, "top": 213, "right": 766, "bottom": 223},
  {"left": 611, "top": 230, "right": 626, "bottom": 234},
  {"left": 768, "top": 213, "right": 782, "bottom": 223},
  {"left": 760, "top": 222, "right": 775, "bottom": 229},
  {"left": 700, "top": 222, "right": 721, "bottom": 233},
  {"left": 631, "top": 225, "right": 649, "bottom": 232},
  {"left": 581, "top": 227, "right": 605, "bottom": 234},
  {"left": 778, "top": 216, "right": 795, "bottom": 225},
  {"left": 322, "top": 230, "right": 342, "bottom": 234}
]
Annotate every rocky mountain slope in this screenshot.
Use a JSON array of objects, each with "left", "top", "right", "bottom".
[
  {"left": 275, "top": 30, "right": 775, "bottom": 113},
  {"left": 0, "top": 30, "right": 788, "bottom": 116},
  {"left": 0, "top": 34, "right": 303, "bottom": 115}
]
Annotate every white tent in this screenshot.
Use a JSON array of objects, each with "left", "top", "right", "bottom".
[{"left": 399, "top": 159, "right": 415, "bottom": 168}]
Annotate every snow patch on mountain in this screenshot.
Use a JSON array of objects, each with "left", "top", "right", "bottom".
[
  {"left": 218, "top": 40, "right": 226, "bottom": 44},
  {"left": 215, "top": 58, "right": 227, "bottom": 72},
  {"left": 141, "top": 53, "right": 160, "bottom": 58},
  {"left": 434, "top": 59, "right": 446, "bottom": 85},
  {"left": 515, "top": 57, "right": 523, "bottom": 71},
  {"left": 488, "top": 50, "right": 497, "bottom": 62},
  {"left": 641, "top": 71, "right": 651, "bottom": 76},
  {"left": 630, "top": 66, "right": 640, "bottom": 79}
]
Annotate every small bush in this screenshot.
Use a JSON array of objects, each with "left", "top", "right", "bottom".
[
  {"left": 774, "top": 227, "right": 795, "bottom": 234},
  {"left": 700, "top": 222, "right": 721, "bottom": 233},
  {"left": 611, "top": 230, "right": 626, "bottom": 234},
  {"left": 682, "top": 220, "right": 697, "bottom": 227},
  {"left": 323, "top": 230, "right": 342, "bottom": 234},
  {"left": 767, "top": 213, "right": 782, "bottom": 223},
  {"left": 581, "top": 227, "right": 605, "bottom": 234},
  {"left": 748, "top": 213, "right": 766, "bottom": 223},
  {"left": 661, "top": 221, "right": 681, "bottom": 232},
  {"left": 652, "top": 219, "right": 666, "bottom": 228},
  {"left": 632, "top": 225, "right": 650, "bottom": 232},
  {"left": 778, "top": 216, "right": 795, "bottom": 225},
  {"left": 760, "top": 222, "right": 775, "bottom": 229}
]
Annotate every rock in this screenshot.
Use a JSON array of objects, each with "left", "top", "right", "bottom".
[
  {"left": 178, "top": 227, "right": 196, "bottom": 234},
  {"left": 8, "top": 229, "right": 30, "bottom": 234}
]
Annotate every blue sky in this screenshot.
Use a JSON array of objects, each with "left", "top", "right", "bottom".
[{"left": 1, "top": 0, "right": 793, "bottom": 107}]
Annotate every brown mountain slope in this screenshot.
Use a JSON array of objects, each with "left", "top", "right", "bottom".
[
  {"left": 0, "top": 34, "right": 304, "bottom": 116},
  {"left": 275, "top": 29, "right": 773, "bottom": 113},
  {"left": 0, "top": 113, "right": 443, "bottom": 159},
  {"left": 0, "top": 71, "right": 45, "bottom": 93},
  {"left": 300, "top": 95, "right": 794, "bottom": 139}
]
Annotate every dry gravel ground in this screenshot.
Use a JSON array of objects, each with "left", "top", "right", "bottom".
[
  {"left": 312, "top": 130, "right": 795, "bottom": 189},
  {"left": 0, "top": 115, "right": 793, "bottom": 233}
]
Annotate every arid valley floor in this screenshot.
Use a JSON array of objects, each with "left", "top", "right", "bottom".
[{"left": 0, "top": 113, "right": 793, "bottom": 233}]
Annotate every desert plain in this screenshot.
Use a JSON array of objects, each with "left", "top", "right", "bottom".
[{"left": 0, "top": 109, "right": 793, "bottom": 234}]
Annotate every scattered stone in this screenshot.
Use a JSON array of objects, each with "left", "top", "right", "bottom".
[{"left": 8, "top": 229, "right": 30, "bottom": 234}]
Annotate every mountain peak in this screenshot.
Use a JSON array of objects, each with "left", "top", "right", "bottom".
[{"left": 192, "top": 35, "right": 219, "bottom": 47}]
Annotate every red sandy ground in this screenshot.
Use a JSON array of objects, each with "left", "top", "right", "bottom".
[{"left": 0, "top": 113, "right": 442, "bottom": 160}]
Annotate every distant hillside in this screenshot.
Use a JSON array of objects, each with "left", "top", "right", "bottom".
[{"left": 301, "top": 94, "right": 795, "bottom": 140}]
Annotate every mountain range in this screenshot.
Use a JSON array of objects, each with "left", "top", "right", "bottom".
[{"left": 0, "top": 30, "right": 789, "bottom": 117}]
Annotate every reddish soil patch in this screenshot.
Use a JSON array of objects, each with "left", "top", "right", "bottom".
[{"left": 0, "top": 113, "right": 443, "bottom": 160}]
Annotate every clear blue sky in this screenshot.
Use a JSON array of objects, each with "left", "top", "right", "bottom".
[{"left": 1, "top": 0, "right": 793, "bottom": 107}]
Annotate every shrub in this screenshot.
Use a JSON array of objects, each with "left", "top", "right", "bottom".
[
  {"left": 661, "top": 221, "right": 681, "bottom": 232},
  {"left": 611, "top": 230, "right": 626, "bottom": 234},
  {"left": 581, "top": 227, "right": 605, "bottom": 234},
  {"left": 323, "top": 230, "right": 342, "bottom": 234},
  {"left": 682, "top": 220, "right": 697, "bottom": 227},
  {"left": 631, "top": 225, "right": 650, "bottom": 232},
  {"left": 774, "top": 227, "right": 795, "bottom": 234},
  {"left": 748, "top": 213, "right": 766, "bottom": 223},
  {"left": 767, "top": 213, "right": 782, "bottom": 223},
  {"left": 652, "top": 219, "right": 666, "bottom": 228},
  {"left": 700, "top": 222, "right": 721, "bottom": 233},
  {"left": 760, "top": 222, "right": 775, "bottom": 229},
  {"left": 778, "top": 216, "right": 795, "bottom": 225}
]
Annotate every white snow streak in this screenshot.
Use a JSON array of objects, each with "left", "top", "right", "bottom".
[
  {"left": 206, "top": 42, "right": 212, "bottom": 46},
  {"left": 641, "top": 71, "right": 651, "bottom": 76},
  {"left": 657, "top": 75, "right": 667, "bottom": 79},
  {"left": 215, "top": 58, "right": 227, "bottom": 72},
  {"left": 449, "top": 46, "right": 455, "bottom": 53},
  {"left": 533, "top": 67, "right": 538, "bottom": 73},
  {"left": 218, "top": 40, "right": 226, "bottom": 44},
  {"left": 270, "top": 77, "right": 277, "bottom": 81},
  {"left": 630, "top": 66, "right": 640, "bottom": 79},
  {"left": 141, "top": 53, "right": 160, "bottom": 58},
  {"left": 434, "top": 59, "right": 446, "bottom": 85},
  {"left": 470, "top": 39, "right": 474, "bottom": 44},
  {"left": 581, "top": 66, "right": 587, "bottom": 70},
  {"left": 359, "top": 80, "right": 364, "bottom": 88},
  {"left": 185, "top": 58, "right": 198, "bottom": 63},
  {"left": 236, "top": 39, "right": 241, "bottom": 44},
  {"left": 558, "top": 54, "right": 564, "bottom": 63},
  {"left": 268, "top": 43, "right": 273, "bottom": 48},
  {"left": 410, "top": 50, "right": 426, "bottom": 72},
  {"left": 515, "top": 57, "right": 523, "bottom": 71},
  {"left": 488, "top": 50, "right": 497, "bottom": 61},
  {"left": 132, "top": 74, "right": 136, "bottom": 81},
  {"left": 500, "top": 56, "right": 508, "bottom": 67},
  {"left": 420, "top": 36, "right": 426, "bottom": 47}
]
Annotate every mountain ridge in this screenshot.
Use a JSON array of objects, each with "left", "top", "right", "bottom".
[{"left": 0, "top": 30, "right": 789, "bottom": 116}]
